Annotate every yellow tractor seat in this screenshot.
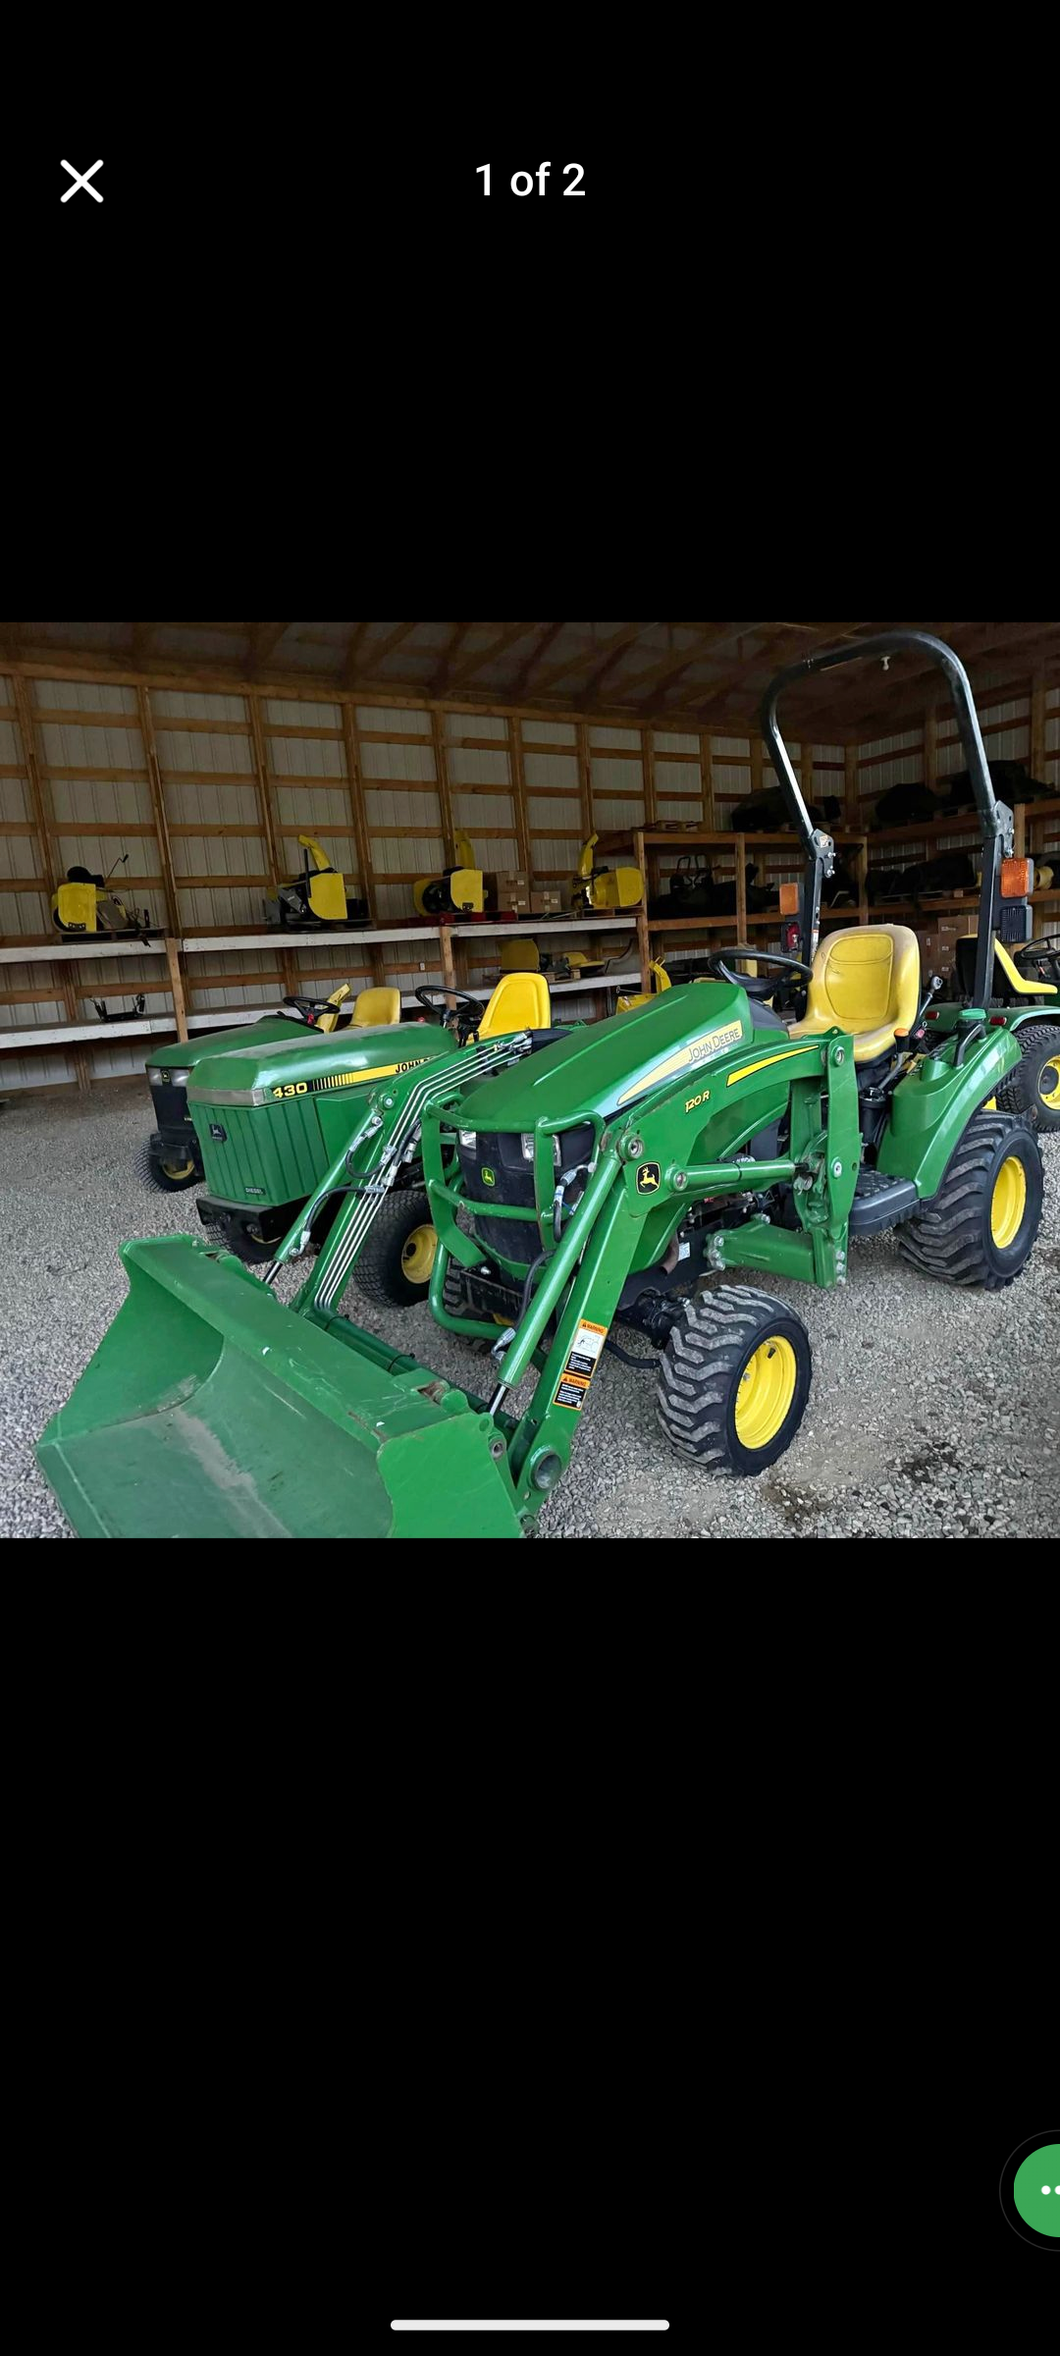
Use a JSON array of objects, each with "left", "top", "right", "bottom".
[
  {"left": 478, "top": 970, "right": 552, "bottom": 1037},
  {"left": 788, "top": 924, "right": 920, "bottom": 1063},
  {"left": 353, "top": 986, "right": 402, "bottom": 1027}
]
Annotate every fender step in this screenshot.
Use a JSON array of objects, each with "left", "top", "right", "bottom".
[{"left": 848, "top": 1168, "right": 920, "bottom": 1236}]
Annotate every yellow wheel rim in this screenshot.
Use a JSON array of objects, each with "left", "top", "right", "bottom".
[
  {"left": 990, "top": 1155, "right": 1027, "bottom": 1249},
  {"left": 401, "top": 1223, "right": 437, "bottom": 1283},
  {"left": 162, "top": 1159, "right": 195, "bottom": 1182},
  {"left": 1037, "top": 1062, "right": 1060, "bottom": 1109},
  {"left": 734, "top": 1334, "right": 798, "bottom": 1450}
]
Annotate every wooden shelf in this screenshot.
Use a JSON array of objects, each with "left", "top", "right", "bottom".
[
  {"left": 0, "top": 936, "right": 168, "bottom": 966},
  {"left": 0, "top": 1016, "right": 175, "bottom": 1051}
]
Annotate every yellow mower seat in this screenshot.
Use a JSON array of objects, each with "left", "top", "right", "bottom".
[
  {"left": 789, "top": 923, "right": 920, "bottom": 1063},
  {"left": 353, "top": 986, "right": 401, "bottom": 1026},
  {"left": 478, "top": 970, "right": 551, "bottom": 1036}
]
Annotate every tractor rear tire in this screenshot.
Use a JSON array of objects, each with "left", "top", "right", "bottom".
[
  {"left": 995, "top": 1023, "right": 1060, "bottom": 1133},
  {"left": 139, "top": 1137, "right": 201, "bottom": 1191},
  {"left": 353, "top": 1189, "right": 438, "bottom": 1307},
  {"left": 896, "top": 1109, "right": 1043, "bottom": 1290},
  {"left": 657, "top": 1284, "right": 812, "bottom": 1475}
]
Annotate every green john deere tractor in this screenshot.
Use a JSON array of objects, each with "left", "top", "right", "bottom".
[
  {"left": 925, "top": 900, "right": 1060, "bottom": 1132},
  {"left": 142, "top": 980, "right": 366, "bottom": 1193},
  {"left": 184, "top": 969, "right": 563, "bottom": 1282},
  {"left": 37, "top": 631, "right": 1046, "bottom": 1541}
]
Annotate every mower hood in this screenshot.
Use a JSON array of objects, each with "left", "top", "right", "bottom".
[{"left": 186, "top": 1020, "right": 452, "bottom": 1107}]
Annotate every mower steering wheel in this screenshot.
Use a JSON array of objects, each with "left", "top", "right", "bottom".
[
  {"left": 700, "top": 946, "right": 815, "bottom": 1000},
  {"left": 414, "top": 985, "right": 485, "bottom": 1037},
  {"left": 282, "top": 993, "right": 352, "bottom": 1022}
]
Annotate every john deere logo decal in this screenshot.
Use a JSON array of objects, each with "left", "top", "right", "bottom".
[
  {"left": 209, "top": 1123, "right": 227, "bottom": 1142},
  {"left": 481, "top": 1166, "right": 496, "bottom": 1187},
  {"left": 636, "top": 1161, "right": 661, "bottom": 1194}
]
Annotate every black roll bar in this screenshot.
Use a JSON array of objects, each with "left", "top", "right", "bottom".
[{"left": 759, "top": 628, "right": 1012, "bottom": 1007}]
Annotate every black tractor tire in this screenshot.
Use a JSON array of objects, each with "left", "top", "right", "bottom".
[
  {"left": 657, "top": 1284, "right": 812, "bottom": 1476},
  {"left": 995, "top": 1023, "right": 1060, "bottom": 1134},
  {"left": 222, "top": 1215, "right": 274, "bottom": 1265},
  {"left": 896, "top": 1109, "right": 1044, "bottom": 1291},
  {"left": 139, "top": 1136, "right": 202, "bottom": 1192},
  {"left": 352, "top": 1189, "right": 438, "bottom": 1307}
]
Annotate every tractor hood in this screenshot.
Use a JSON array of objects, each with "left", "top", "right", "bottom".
[
  {"left": 147, "top": 1015, "right": 301, "bottom": 1077},
  {"left": 454, "top": 981, "right": 753, "bottom": 1132},
  {"left": 187, "top": 1020, "right": 452, "bottom": 1108}
]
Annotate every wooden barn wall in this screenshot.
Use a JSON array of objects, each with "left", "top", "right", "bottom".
[{"left": 2, "top": 656, "right": 1057, "bottom": 1088}]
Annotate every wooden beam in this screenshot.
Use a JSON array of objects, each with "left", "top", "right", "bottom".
[
  {"left": 507, "top": 718, "right": 531, "bottom": 873},
  {"left": 343, "top": 623, "right": 371, "bottom": 686},
  {"left": 429, "top": 709, "right": 457, "bottom": 864},
  {"left": 248, "top": 623, "right": 289, "bottom": 671},
  {"left": 131, "top": 625, "right": 157, "bottom": 666},
  {"left": 534, "top": 622, "right": 656, "bottom": 701},
  {"left": 442, "top": 622, "right": 545, "bottom": 692},
  {"left": 575, "top": 722, "right": 594, "bottom": 841},
  {"left": 136, "top": 687, "right": 180, "bottom": 932},
  {"left": 617, "top": 624, "right": 762, "bottom": 708},
  {"left": 342, "top": 704, "right": 379, "bottom": 922},
  {"left": 431, "top": 622, "right": 474, "bottom": 696},
  {"left": 575, "top": 622, "right": 662, "bottom": 706},
  {"left": 1030, "top": 670, "right": 1047, "bottom": 777},
  {"left": 641, "top": 725, "right": 657, "bottom": 827},
  {"left": 512, "top": 621, "right": 565, "bottom": 698},
  {"left": 700, "top": 731, "right": 715, "bottom": 828},
  {"left": 352, "top": 621, "right": 420, "bottom": 680},
  {"left": 11, "top": 674, "right": 89, "bottom": 1088}
]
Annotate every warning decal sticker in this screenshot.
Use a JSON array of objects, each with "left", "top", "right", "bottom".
[{"left": 553, "top": 1319, "right": 608, "bottom": 1406}]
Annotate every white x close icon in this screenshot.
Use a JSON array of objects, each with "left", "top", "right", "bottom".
[{"left": 61, "top": 160, "right": 104, "bottom": 203}]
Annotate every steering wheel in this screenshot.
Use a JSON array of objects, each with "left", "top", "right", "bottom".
[
  {"left": 1018, "top": 935, "right": 1060, "bottom": 960},
  {"left": 699, "top": 946, "right": 815, "bottom": 1001},
  {"left": 414, "top": 984, "right": 485, "bottom": 1040},
  {"left": 282, "top": 993, "right": 354, "bottom": 1024}
]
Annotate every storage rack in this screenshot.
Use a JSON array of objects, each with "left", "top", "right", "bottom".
[{"left": 4, "top": 800, "right": 1058, "bottom": 1073}]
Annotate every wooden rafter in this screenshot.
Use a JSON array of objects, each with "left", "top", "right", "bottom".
[
  {"left": 511, "top": 621, "right": 565, "bottom": 698},
  {"left": 797, "top": 623, "right": 1060, "bottom": 741},
  {"left": 353, "top": 621, "right": 421, "bottom": 680},
  {"left": 533, "top": 622, "right": 655, "bottom": 701},
  {"left": 248, "top": 622, "right": 290, "bottom": 671},
  {"left": 343, "top": 623, "right": 372, "bottom": 684},
  {"left": 568, "top": 623, "right": 661, "bottom": 708},
  {"left": 131, "top": 624, "right": 157, "bottom": 666},
  {"left": 442, "top": 622, "right": 544, "bottom": 692},
  {"left": 431, "top": 621, "right": 474, "bottom": 695},
  {"left": 623, "top": 623, "right": 770, "bottom": 708}
]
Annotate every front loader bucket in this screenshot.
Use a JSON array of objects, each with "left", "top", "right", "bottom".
[{"left": 37, "top": 1238, "right": 523, "bottom": 1540}]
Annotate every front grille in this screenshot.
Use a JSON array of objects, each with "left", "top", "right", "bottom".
[
  {"left": 149, "top": 1077, "right": 196, "bottom": 1142},
  {"left": 197, "top": 1097, "right": 326, "bottom": 1206},
  {"left": 455, "top": 1122, "right": 595, "bottom": 1270}
]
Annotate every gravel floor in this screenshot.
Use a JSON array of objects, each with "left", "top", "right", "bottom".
[{"left": 2, "top": 1079, "right": 1058, "bottom": 1540}]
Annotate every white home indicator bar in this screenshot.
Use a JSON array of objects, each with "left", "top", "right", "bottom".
[{"left": 390, "top": 2328, "right": 670, "bottom": 2334}]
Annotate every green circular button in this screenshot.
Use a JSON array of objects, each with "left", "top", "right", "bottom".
[{"left": 1014, "top": 2144, "right": 1060, "bottom": 2237}]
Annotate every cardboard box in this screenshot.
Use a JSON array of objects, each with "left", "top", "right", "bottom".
[{"left": 530, "top": 887, "right": 564, "bottom": 915}]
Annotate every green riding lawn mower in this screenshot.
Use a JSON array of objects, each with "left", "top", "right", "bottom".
[{"left": 38, "top": 631, "right": 1047, "bottom": 1541}]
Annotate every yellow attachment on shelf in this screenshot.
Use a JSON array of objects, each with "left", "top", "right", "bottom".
[
  {"left": 449, "top": 866, "right": 485, "bottom": 913},
  {"left": 306, "top": 868, "right": 347, "bottom": 923},
  {"left": 52, "top": 879, "right": 99, "bottom": 933},
  {"left": 617, "top": 960, "right": 670, "bottom": 1013},
  {"left": 591, "top": 865, "right": 643, "bottom": 911},
  {"left": 499, "top": 939, "right": 541, "bottom": 972}
]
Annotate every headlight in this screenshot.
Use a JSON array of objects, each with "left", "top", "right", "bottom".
[
  {"left": 521, "top": 1133, "right": 561, "bottom": 1164},
  {"left": 458, "top": 1128, "right": 476, "bottom": 1147},
  {"left": 166, "top": 1067, "right": 193, "bottom": 1087}
]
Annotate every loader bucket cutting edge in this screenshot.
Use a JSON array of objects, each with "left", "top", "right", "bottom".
[{"left": 36, "top": 1237, "right": 523, "bottom": 1540}]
